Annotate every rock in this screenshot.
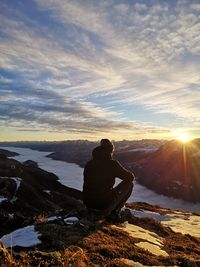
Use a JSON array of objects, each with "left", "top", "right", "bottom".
[
  {"left": 23, "top": 160, "right": 38, "bottom": 168},
  {"left": 0, "top": 148, "right": 19, "bottom": 157},
  {"left": 0, "top": 153, "right": 7, "bottom": 160},
  {"left": 0, "top": 178, "right": 17, "bottom": 199}
]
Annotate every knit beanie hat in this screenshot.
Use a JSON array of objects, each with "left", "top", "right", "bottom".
[{"left": 100, "top": 139, "right": 114, "bottom": 153}]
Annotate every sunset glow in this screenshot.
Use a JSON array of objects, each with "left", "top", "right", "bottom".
[
  {"left": 0, "top": 0, "right": 200, "bottom": 141},
  {"left": 179, "top": 134, "right": 189, "bottom": 143}
]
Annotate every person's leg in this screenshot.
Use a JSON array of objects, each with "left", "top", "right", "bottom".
[
  {"left": 105, "top": 180, "right": 133, "bottom": 217},
  {"left": 112, "top": 180, "right": 133, "bottom": 213}
]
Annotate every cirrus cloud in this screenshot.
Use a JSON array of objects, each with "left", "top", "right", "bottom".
[{"left": 0, "top": 0, "right": 199, "bottom": 140}]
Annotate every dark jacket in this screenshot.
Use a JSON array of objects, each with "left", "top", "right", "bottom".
[{"left": 83, "top": 146, "right": 134, "bottom": 210}]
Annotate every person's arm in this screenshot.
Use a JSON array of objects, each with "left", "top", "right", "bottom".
[{"left": 113, "top": 160, "right": 135, "bottom": 182}]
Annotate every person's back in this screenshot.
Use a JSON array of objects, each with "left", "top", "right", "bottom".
[
  {"left": 83, "top": 139, "right": 135, "bottom": 215},
  {"left": 83, "top": 146, "right": 120, "bottom": 209}
]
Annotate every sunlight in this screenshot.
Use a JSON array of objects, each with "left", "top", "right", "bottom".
[{"left": 178, "top": 134, "right": 189, "bottom": 143}]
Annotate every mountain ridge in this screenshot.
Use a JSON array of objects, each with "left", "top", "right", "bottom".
[{"left": 0, "top": 148, "right": 200, "bottom": 266}]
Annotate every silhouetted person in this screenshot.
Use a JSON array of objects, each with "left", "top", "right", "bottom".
[{"left": 83, "top": 139, "right": 135, "bottom": 220}]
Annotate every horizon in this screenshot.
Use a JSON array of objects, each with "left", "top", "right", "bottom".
[
  {"left": 1, "top": 137, "right": 199, "bottom": 144},
  {"left": 1, "top": 0, "right": 200, "bottom": 141}
]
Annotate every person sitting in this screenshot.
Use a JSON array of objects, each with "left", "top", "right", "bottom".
[{"left": 83, "top": 139, "right": 135, "bottom": 220}]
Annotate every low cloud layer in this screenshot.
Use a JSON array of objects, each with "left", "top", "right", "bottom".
[{"left": 0, "top": 0, "right": 199, "bottom": 140}]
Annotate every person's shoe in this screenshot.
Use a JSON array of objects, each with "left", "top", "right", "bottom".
[
  {"left": 106, "top": 211, "right": 122, "bottom": 223},
  {"left": 119, "top": 208, "right": 133, "bottom": 221}
]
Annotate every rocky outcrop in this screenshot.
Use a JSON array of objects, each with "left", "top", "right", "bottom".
[
  {"left": 0, "top": 149, "right": 19, "bottom": 157},
  {"left": 0, "top": 154, "right": 83, "bottom": 237},
  {"left": 23, "top": 160, "right": 38, "bottom": 168}
]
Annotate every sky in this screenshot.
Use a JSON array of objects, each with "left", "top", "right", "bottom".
[{"left": 0, "top": 0, "right": 200, "bottom": 141}]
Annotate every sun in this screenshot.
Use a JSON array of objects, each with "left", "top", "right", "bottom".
[{"left": 178, "top": 134, "right": 189, "bottom": 143}]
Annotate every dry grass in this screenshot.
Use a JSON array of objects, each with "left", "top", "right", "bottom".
[
  {"left": 34, "top": 214, "right": 48, "bottom": 224},
  {"left": 1, "top": 209, "right": 200, "bottom": 267},
  {"left": 0, "top": 242, "right": 16, "bottom": 267}
]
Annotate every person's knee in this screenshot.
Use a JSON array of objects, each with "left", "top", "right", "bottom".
[
  {"left": 124, "top": 179, "right": 133, "bottom": 189},
  {"left": 121, "top": 180, "right": 133, "bottom": 195}
]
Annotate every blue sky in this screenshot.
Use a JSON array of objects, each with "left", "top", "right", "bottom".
[{"left": 0, "top": 0, "right": 200, "bottom": 141}]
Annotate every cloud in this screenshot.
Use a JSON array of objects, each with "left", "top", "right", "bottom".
[{"left": 0, "top": 0, "right": 200, "bottom": 139}]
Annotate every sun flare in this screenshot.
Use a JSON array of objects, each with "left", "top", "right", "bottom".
[{"left": 178, "top": 134, "right": 189, "bottom": 143}]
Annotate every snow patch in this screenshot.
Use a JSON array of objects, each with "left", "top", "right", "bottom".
[
  {"left": 10, "top": 177, "right": 22, "bottom": 202},
  {"left": 173, "top": 180, "right": 182, "bottom": 186},
  {"left": 132, "top": 208, "right": 200, "bottom": 238},
  {"left": 162, "top": 213, "right": 200, "bottom": 238},
  {"left": 48, "top": 216, "right": 59, "bottom": 222},
  {"left": 132, "top": 209, "right": 169, "bottom": 221},
  {"left": 10, "top": 177, "right": 22, "bottom": 191},
  {"left": 127, "top": 147, "right": 158, "bottom": 153},
  {"left": 64, "top": 216, "right": 79, "bottom": 225},
  {"left": 115, "top": 258, "right": 176, "bottom": 267},
  {"left": 137, "top": 241, "right": 168, "bottom": 257},
  {"left": 1, "top": 225, "right": 41, "bottom": 248},
  {"left": 0, "top": 176, "right": 22, "bottom": 202},
  {"left": 115, "top": 258, "right": 145, "bottom": 267},
  {"left": 43, "top": 190, "right": 51, "bottom": 195},
  {"left": 112, "top": 224, "right": 168, "bottom": 257},
  {"left": 0, "top": 196, "right": 7, "bottom": 203}
]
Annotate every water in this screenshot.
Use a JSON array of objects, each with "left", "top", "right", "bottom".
[{"left": 1, "top": 146, "right": 200, "bottom": 212}]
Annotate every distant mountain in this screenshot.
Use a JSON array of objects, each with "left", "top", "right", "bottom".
[
  {"left": 131, "top": 139, "right": 200, "bottom": 203},
  {"left": 0, "top": 139, "right": 164, "bottom": 167},
  {"left": 1, "top": 139, "right": 199, "bottom": 203},
  {"left": 47, "top": 139, "right": 164, "bottom": 167}
]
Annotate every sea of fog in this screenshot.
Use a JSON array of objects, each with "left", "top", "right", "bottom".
[{"left": 1, "top": 146, "right": 200, "bottom": 212}]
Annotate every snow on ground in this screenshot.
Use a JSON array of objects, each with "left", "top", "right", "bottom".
[
  {"left": 47, "top": 215, "right": 79, "bottom": 224},
  {"left": 10, "top": 177, "right": 22, "bottom": 191},
  {"left": 48, "top": 216, "right": 59, "bottom": 222},
  {"left": 64, "top": 216, "right": 79, "bottom": 225},
  {"left": 132, "top": 209, "right": 200, "bottom": 238},
  {"left": 112, "top": 224, "right": 168, "bottom": 257},
  {"left": 162, "top": 212, "right": 200, "bottom": 238},
  {"left": 0, "top": 176, "right": 22, "bottom": 202},
  {"left": 126, "top": 147, "right": 158, "bottom": 153},
  {"left": 1, "top": 225, "right": 41, "bottom": 248},
  {"left": 115, "top": 258, "right": 177, "bottom": 267},
  {"left": 0, "top": 196, "right": 7, "bottom": 203},
  {"left": 132, "top": 209, "right": 168, "bottom": 221},
  {"left": 43, "top": 190, "right": 51, "bottom": 195},
  {"left": 1, "top": 146, "right": 200, "bottom": 212},
  {"left": 10, "top": 177, "right": 22, "bottom": 201},
  {"left": 113, "top": 207, "right": 200, "bottom": 257}
]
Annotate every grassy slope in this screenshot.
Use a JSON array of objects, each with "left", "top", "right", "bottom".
[{"left": 1, "top": 204, "right": 200, "bottom": 267}]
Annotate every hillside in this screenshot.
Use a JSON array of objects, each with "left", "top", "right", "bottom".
[
  {"left": 1, "top": 203, "right": 200, "bottom": 266},
  {"left": 131, "top": 139, "right": 200, "bottom": 203},
  {"left": 0, "top": 152, "right": 82, "bottom": 237},
  {"left": 2, "top": 138, "right": 199, "bottom": 204},
  {"left": 1, "top": 139, "right": 200, "bottom": 205},
  {"left": 0, "top": 150, "right": 200, "bottom": 266}
]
